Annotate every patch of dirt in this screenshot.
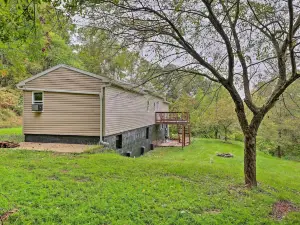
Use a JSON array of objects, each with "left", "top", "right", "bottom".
[
  {"left": 60, "top": 170, "right": 69, "bottom": 174},
  {"left": 48, "top": 175, "right": 60, "bottom": 180},
  {"left": 227, "top": 184, "right": 250, "bottom": 196},
  {"left": 272, "top": 200, "right": 298, "bottom": 220},
  {"left": 216, "top": 153, "right": 234, "bottom": 158},
  {"left": 16, "top": 142, "right": 88, "bottom": 153},
  {"left": 0, "top": 208, "right": 18, "bottom": 223},
  {"left": 204, "top": 209, "right": 221, "bottom": 214},
  {"left": 0, "top": 141, "right": 20, "bottom": 148},
  {"left": 74, "top": 177, "right": 91, "bottom": 182}
]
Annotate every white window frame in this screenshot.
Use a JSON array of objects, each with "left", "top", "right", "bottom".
[{"left": 32, "top": 91, "right": 44, "bottom": 104}]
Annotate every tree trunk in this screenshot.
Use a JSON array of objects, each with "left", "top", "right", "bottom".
[
  {"left": 277, "top": 130, "right": 282, "bottom": 158},
  {"left": 224, "top": 127, "right": 228, "bottom": 141},
  {"left": 244, "top": 130, "right": 257, "bottom": 187},
  {"left": 277, "top": 145, "right": 282, "bottom": 158},
  {"left": 215, "top": 128, "right": 218, "bottom": 139}
]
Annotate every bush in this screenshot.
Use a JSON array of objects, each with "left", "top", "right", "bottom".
[
  {"left": 0, "top": 108, "right": 22, "bottom": 128},
  {"left": 0, "top": 89, "right": 22, "bottom": 128},
  {"left": 231, "top": 132, "right": 244, "bottom": 142},
  {"left": 0, "top": 89, "right": 23, "bottom": 114},
  {"left": 256, "top": 137, "right": 277, "bottom": 155}
]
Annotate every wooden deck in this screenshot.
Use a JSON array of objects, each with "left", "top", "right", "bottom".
[
  {"left": 155, "top": 112, "right": 191, "bottom": 147},
  {"left": 155, "top": 112, "right": 189, "bottom": 124}
]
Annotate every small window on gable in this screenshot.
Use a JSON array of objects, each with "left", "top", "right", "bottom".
[{"left": 33, "top": 92, "right": 43, "bottom": 104}]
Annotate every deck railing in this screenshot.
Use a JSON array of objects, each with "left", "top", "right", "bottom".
[{"left": 155, "top": 112, "right": 190, "bottom": 124}]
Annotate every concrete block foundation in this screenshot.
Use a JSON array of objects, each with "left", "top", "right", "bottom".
[{"left": 25, "top": 124, "right": 167, "bottom": 157}]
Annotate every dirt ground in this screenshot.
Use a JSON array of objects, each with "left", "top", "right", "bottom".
[
  {"left": 157, "top": 139, "right": 190, "bottom": 147},
  {"left": 15, "top": 142, "right": 89, "bottom": 153}
]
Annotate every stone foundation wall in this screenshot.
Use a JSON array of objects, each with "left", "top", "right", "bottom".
[
  {"left": 25, "top": 124, "right": 167, "bottom": 157},
  {"left": 103, "top": 124, "right": 166, "bottom": 157},
  {"left": 25, "top": 134, "right": 100, "bottom": 144}
]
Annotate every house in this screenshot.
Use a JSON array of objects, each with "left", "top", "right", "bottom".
[{"left": 17, "top": 64, "right": 170, "bottom": 156}]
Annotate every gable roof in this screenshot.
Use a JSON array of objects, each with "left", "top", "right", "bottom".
[
  {"left": 16, "top": 64, "right": 111, "bottom": 87},
  {"left": 17, "top": 64, "right": 168, "bottom": 102}
]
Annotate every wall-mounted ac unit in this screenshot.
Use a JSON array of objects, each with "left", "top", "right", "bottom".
[{"left": 32, "top": 104, "right": 43, "bottom": 112}]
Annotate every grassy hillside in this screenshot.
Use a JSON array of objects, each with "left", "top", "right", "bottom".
[
  {"left": 0, "top": 89, "right": 22, "bottom": 129},
  {"left": 0, "top": 139, "right": 299, "bottom": 224},
  {"left": 0, "top": 127, "right": 23, "bottom": 142}
]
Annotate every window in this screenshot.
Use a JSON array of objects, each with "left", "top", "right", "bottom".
[
  {"left": 32, "top": 92, "right": 44, "bottom": 112},
  {"left": 116, "top": 134, "right": 122, "bottom": 149},
  {"left": 32, "top": 92, "right": 43, "bottom": 104},
  {"left": 146, "top": 127, "right": 149, "bottom": 139}
]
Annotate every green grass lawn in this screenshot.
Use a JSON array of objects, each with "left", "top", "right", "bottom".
[
  {"left": 0, "top": 127, "right": 23, "bottom": 143},
  {"left": 0, "top": 127, "right": 22, "bottom": 135},
  {"left": 0, "top": 139, "right": 299, "bottom": 224}
]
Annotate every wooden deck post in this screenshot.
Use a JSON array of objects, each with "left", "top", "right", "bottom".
[
  {"left": 183, "top": 125, "right": 186, "bottom": 147},
  {"left": 182, "top": 125, "right": 184, "bottom": 149},
  {"left": 189, "top": 125, "right": 191, "bottom": 144}
]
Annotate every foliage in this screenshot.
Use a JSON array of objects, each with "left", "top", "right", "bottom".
[
  {"left": 171, "top": 87, "right": 238, "bottom": 140},
  {"left": 0, "top": 2, "right": 82, "bottom": 88},
  {"left": 256, "top": 82, "right": 300, "bottom": 160},
  {"left": 0, "top": 139, "right": 299, "bottom": 224},
  {"left": 0, "top": 0, "right": 37, "bottom": 43},
  {"left": 76, "top": 27, "right": 141, "bottom": 80},
  {"left": 0, "top": 89, "right": 22, "bottom": 114}
]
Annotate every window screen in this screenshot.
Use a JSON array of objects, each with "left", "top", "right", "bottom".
[{"left": 33, "top": 92, "right": 43, "bottom": 104}]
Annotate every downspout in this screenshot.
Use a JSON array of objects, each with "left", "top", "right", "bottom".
[{"left": 99, "top": 84, "right": 111, "bottom": 146}]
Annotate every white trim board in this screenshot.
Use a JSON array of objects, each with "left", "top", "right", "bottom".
[{"left": 19, "top": 87, "right": 100, "bottom": 95}]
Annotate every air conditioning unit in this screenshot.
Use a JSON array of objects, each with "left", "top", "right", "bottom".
[{"left": 32, "top": 104, "right": 43, "bottom": 112}]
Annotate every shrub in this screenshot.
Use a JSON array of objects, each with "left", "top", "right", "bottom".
[{"left": 231, "top": 132, "right": 244, "bottom": 142}]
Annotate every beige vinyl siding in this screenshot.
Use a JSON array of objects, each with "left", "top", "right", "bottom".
[
  {"left": 23, "top": 91, "right": 100, "bottom": 136},
  {"left": 25, "top": 67, "right": 103, "bottom": 92},
  {"left": 161, "top": 102, "right": 169, "bottom": 112},
  {"left": 105, "top": 86, "right": 168, "bottom": 136}
]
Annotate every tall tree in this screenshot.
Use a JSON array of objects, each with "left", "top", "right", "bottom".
[
  {"left": 257, "top": 82, "right": 300, "bottom": 159},
  {"left": 70, "top": 0, "right": 300, "bottom": 187},
  {"left": 0, "top": 2, "right": 82, "bottom": 87},
  {"left": 205, "top": 88, "right": 237, "bottom": 141}
]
